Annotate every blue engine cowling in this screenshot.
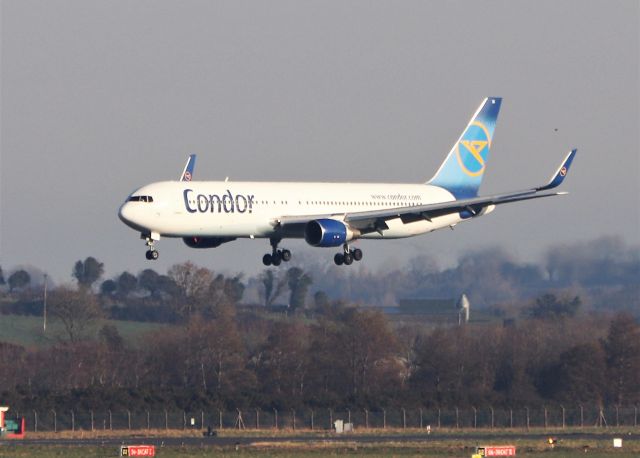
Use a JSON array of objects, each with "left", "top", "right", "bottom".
[
  {"left": 182, "top": 236, "right": 236, "bottom": 248},
  {"left": 305, "top": 219, "right": 350, "bottom": 247}
]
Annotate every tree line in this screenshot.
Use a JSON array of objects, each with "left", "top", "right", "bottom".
[
  {"left": 3, "top": 236, "right": 638, "bottom": 316},
  {"left": 0, "top": 292, "right": 638, "bottom": 412},
  {"left": 0, "top": 236, "right": 638, "bottom": 412}
]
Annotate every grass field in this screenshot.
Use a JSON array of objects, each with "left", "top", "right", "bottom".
[{"left": 0, "top": 313, "right": 167, "bottom": 347}]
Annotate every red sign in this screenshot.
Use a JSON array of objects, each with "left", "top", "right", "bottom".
[
  {"left": 484, "top": 445, "right": 516, "bottom": 456},
  {"left": 120, "top": 445, "right": 156, "bottom": 456}
]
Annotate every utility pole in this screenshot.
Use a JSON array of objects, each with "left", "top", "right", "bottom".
[{"left": 43, "top": 274, "right": 48, "bottom": 332}]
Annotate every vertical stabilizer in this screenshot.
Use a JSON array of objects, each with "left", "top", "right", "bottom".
[
  {"left": 180, "top": 154, "right": 196, "bottom": 181},
  {"left": 428, "top": 98, "right": 502, "bottom": 198}
]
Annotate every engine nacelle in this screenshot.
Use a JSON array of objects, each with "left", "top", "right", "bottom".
[
  {"left": 182, "top": 236, "right": 236, "bottom": 249},
  {"left": 459, "top": 204, "right": 496, "bottom": 219},
  {"left": 305, "top": 219, "right": 358, "bottom": 247}
]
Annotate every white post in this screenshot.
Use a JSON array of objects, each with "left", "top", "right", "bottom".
[{"left": 43, "top": 274, "right": 48, "bottom": 332}]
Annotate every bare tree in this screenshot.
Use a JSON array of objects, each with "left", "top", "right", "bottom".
[
  {"left": 49, "top": 285, "right": 102, "bottom": 342},
  {"left": 605, "top": 312, "right": 640, "bottom": 404},
  {"left": 168, "top": 261, "right": 214, "bottom": 317},
  {"left": 260, "top": 270, "right": 287, "bottom": 306}
]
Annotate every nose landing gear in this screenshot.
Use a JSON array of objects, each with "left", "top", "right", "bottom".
[
  {"left": 262, "top": 238, "right": 292, "bottom": 266},
  {"left": 334, "top": 244, "right": 363, "bottom": 266},
  {"left": 142, "top": 233, "right": 160, "bottom": 260}
]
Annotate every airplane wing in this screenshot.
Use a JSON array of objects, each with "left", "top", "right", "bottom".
[{"left": 274, "top": 149, "right": 576, "bottom": 234}]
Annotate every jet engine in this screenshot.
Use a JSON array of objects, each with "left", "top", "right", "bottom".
[{"left": 304, "top": 219, "right": 359, "bottom": 247}]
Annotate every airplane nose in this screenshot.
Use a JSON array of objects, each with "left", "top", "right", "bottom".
[{"left": 118, "top": 202, "right": 137, "bottom": 227}]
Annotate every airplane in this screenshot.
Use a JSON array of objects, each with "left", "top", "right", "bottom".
[{"left": 118, "top": 97, "right": 576, "bottom": 266}]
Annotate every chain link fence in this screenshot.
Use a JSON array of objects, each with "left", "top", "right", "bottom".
[{"left": 20, "top": 405, "right": 639, "bottom": 432}]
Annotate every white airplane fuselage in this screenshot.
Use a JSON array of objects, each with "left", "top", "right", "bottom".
[{"left": 119, "top": 180, "right": 471, "bottom": 240}]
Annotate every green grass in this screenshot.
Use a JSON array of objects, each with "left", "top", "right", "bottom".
[{"left": 0, "top": 313, "right": 168, "bottom": 348}]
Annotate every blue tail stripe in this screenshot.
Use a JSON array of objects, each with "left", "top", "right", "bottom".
[{"left": 428, "top": 98, "right": 502, "bottom": 199}]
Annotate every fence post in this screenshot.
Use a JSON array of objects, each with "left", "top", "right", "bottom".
[
  {"left": 526, "top": 407, "right": 530, "bottom": 431},
  {"left": 419, "top": 408, "right": 423, "bottom": 429},
  {"left": 147, "top": 411, "right": 150, "bottom": 430},
  {"left": 473, "top": 407, "right": 477, "bottom": 429},
  {"left": 219, "top": 410, "right": 223, "bottom": 429},
  {"left": 127, "top": 410, "right": 131, "bottom": 430},
  {"left": 329, "top": 409, "right": 332, "bottom": 430},
  {"left": 580, "top": 404, "right": 583, "bottom": 428},
  {"left": 292, "top": 409, "right": 296, "bottom": 431},
  {"left": 635, "top": 405, "right": 637, "bottom": 427},
  {"left": 164, "top": 410, "right": 168, "bottom": 430},
  {"left": 561, "top": 406, "right": 565, "bottom": 429},
  {"left": 91, "top": 410, "right": 94, "bottom": 432},
  {"left": 490, "top": 406, "right": 494, "bottom": 429},
  {"left": 201, "top": 411, "right": 204, "bottom": 430},
  {"left": 183, "top": 411, "right": 186, "bottom": 430},
  {"left": 310, "top": 410, "right": 314, "bottom": 430},
  {"left": 509, "top": 409, "right": 513, "bottom": 428},
  {"left": 616, "top": 405, "right": 619, "bottom": 427},
  {"left": 598, "top": 406, "right": 604, "bottom": 428},
  {"left": 51, "top": 410, "right": 56, "bottom": 433},
  {"left": 71, "top": 410, "right": 75, "bottom": 431},
  {"left": 109, "top": 410, "right": 112, "bottom": 430},
  {"left": 383, "top": 409, "right": 386, "bottom": 429},
  {"left": 256, "top": 409, "right": 260, "bottom": 429},
  {"left": 274, "top": 409, "right": 278, "bottom": 429},
  {"left": 455, "top": 407, "right": 459, "bottom": 429},
  {"left": 544, "top": 406, "right": 547, "bottom": 429},
  {"left": 33, "top": 411, "right": 37, "bottom": 432},
  {"left": 365, "top": 409, "right": 369, "bottom": 429},
  {"left": 347, "top": 409, "right": 351, "bottom": 425},
  {"left": 402, "top": 408, "right": 406, "bottom": 429}
]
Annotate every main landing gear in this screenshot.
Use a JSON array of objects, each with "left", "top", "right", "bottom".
[
  {"left": 262, "top": 238, "right": 292, "bottom": 267},
  {"left": 143, "top": 234, "right": 159, "bottom": 260},
  {"left": 334, "top": 243, "right": 363, "bottom": 266}
]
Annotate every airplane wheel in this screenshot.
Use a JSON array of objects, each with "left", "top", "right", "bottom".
[
  {"left": 281, "top": 249, "right": 292, "bottom": 262},
  {"left": 151, "top": 250, "right": 159, "bottom": 260},
  {"left": 343, "top": 253, "right": 353, "bottom": 265},
  {"left": 353, "top": 249, "right": 363, "bottom": 261},
  {"left": 334, "top": 253, "right": 344, "bottom": 265},
  {"left": 145, "top": 251, "right": 152, "bottom": 260},
  {"left": 262, "top": 254, "right": 272, "bottom": 266},
  {"left": 272, "top": 252, "right": 282, "bottom": 266}
]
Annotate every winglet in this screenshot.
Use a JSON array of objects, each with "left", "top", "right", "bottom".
[
  {"left": 180, "top": 154, "right": 196, "bottom": 181},
  {"left": 536, "top": 149, "right": 577, "bottom": 191}
]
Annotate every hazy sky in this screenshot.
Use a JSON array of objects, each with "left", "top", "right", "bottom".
[{"left": 1, "top": 0, "right": 639, "bottom": 284}]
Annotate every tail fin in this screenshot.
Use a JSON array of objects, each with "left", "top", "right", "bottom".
[
  {"left": 428, "top": 97, "right": 502, "bottom": 198},
  {"left": 180, "top": 154, "right": 196, "bottom": 181}
]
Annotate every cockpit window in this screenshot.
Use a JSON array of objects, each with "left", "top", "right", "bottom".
[{"left": 128, "top": 195, "right": 154, "bottom": 203}]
